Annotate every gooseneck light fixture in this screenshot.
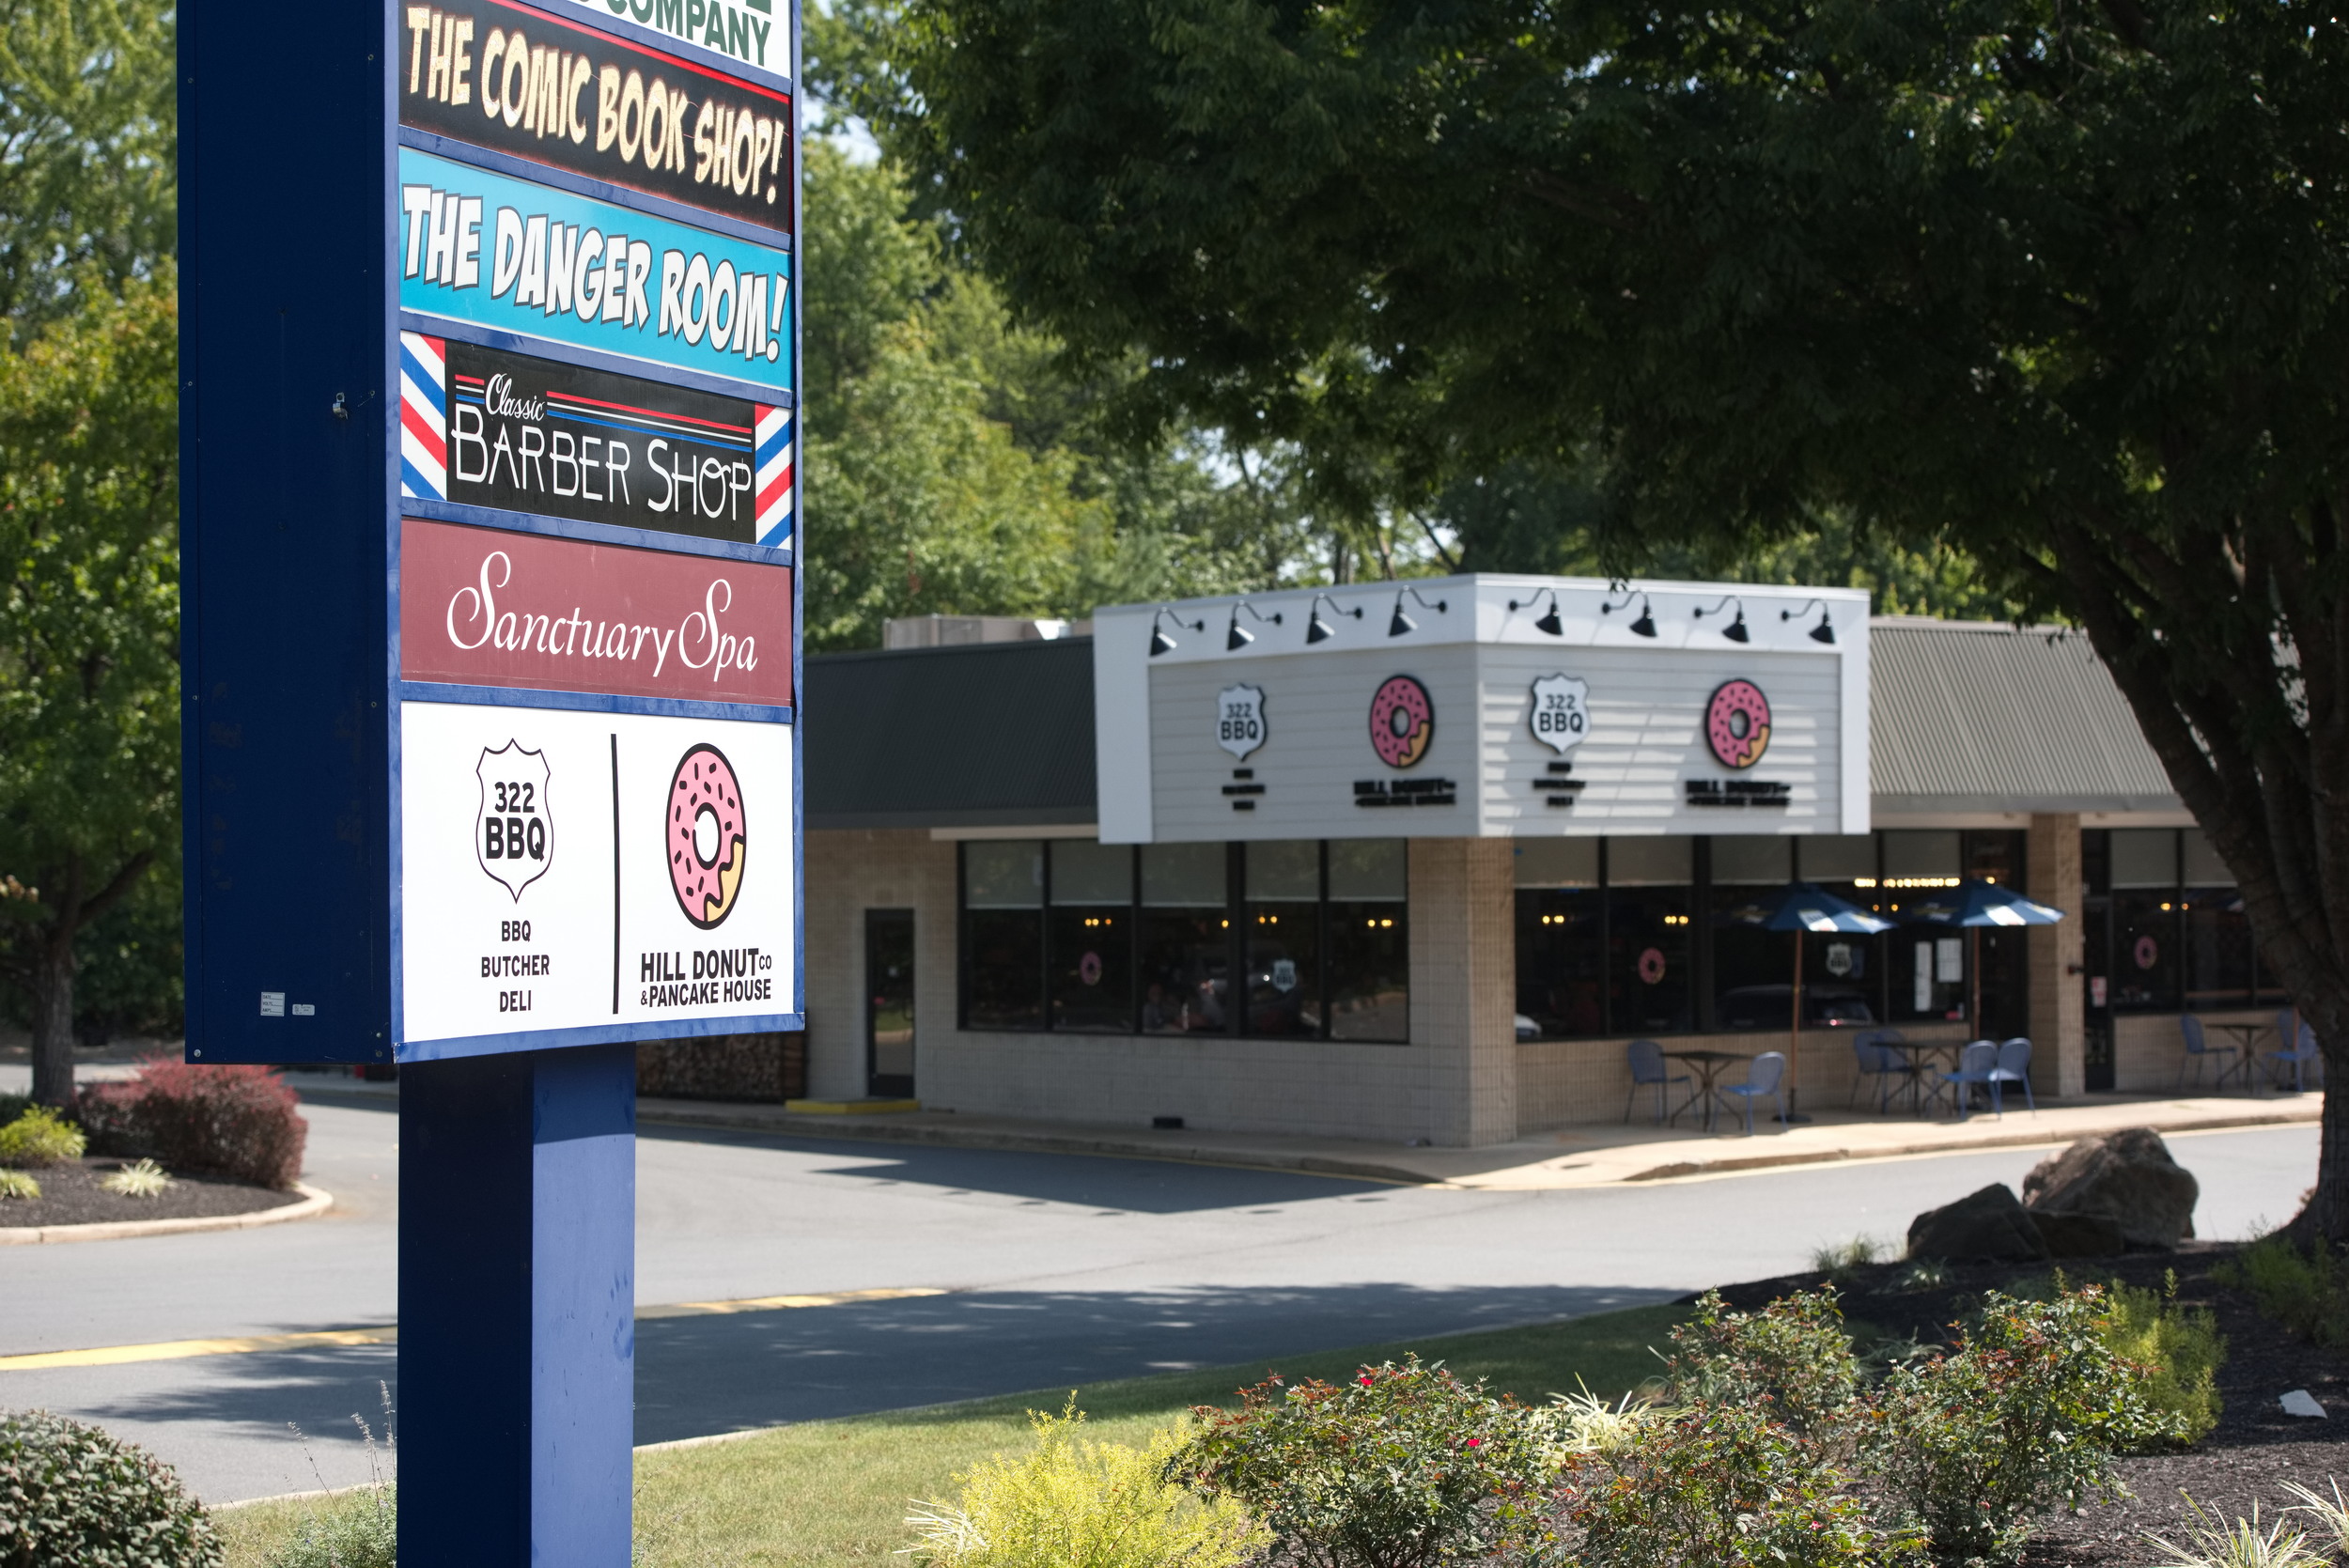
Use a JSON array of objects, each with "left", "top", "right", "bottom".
[
  {"left": 1305, "top": 592, "right": 1365, "bottom": 644},
  {"left": 1388, "top": 584, "right": 1449, "bottom": 638},
  {"left": 1781, "top": 598, "right": 1837, "bottom": 644},
  {"left": 1694, "top": 594, "right": 1750, "bottom": 644},
  {"left": 1600, "top": 588, "right": 1657, "bottom": 638},
  {"left": 1507, "top": 585, "right": 1565, "bottom": 637},
  {"left": 1226, "top": 599, "right": 1284, "bottom": 651},
  {"left": 1148, "top": 607, "right": 1206, "bottom": 658}
]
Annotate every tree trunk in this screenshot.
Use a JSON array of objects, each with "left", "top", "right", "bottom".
[{"left": 27, "top": 933, "right": 76, "bottom": 1109}]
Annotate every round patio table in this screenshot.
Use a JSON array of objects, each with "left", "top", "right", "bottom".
[{"left": 1663, "top": 1048, "right": 1752, "bottom": 1134}]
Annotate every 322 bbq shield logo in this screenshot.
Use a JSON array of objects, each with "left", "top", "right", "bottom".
[{"left": 475, "top": 741, "right": 553, "bottom": 900}]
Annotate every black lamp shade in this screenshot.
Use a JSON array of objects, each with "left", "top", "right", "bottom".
[
  {"left": 1227, "top": 619, "right": 1254, "bottom": 651},
  {"left": 1629, "top": 610, "right": 1657, "bottom": 638},
  {"left": 1150, "top": 626, "right": 1176, "bottom": 657},
  {"left": 1723, "top": 612, "right": 1750, "bottom": 644},
  {"left": 1809, "top": 618, "right": 1836, "bottom": 644},
  {"left": 1534, "top": 607, "right": 1563, "bottom": 636},
  {"left": 1307, "top": 613, "right": 1333, "bottom": 644},
  {"left": 1389, "top": 606, "right": 1416, "bottom": 637}
]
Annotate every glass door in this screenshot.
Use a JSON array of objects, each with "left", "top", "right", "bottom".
[{"left": 866, "top": 908, "right": 915, "bottom": 1097}]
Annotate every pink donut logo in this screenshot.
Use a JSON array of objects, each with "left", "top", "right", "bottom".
[
  {"left": 1704, "top": 679, "right": 1772, "bottom": 769},
  {"left": 666, "top": 743, "right": 747, "bottom": 929},
  {"left": 1638, "top": 947, "right": 1667, "bottom": 985},
  {"left": 1368, "top": 675, "right": 1436, "bottom": 768}
]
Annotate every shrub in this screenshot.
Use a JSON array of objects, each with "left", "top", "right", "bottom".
[
  {"left": 78, "top": 1060, "right": 306, "bottom": 1188},
  {"left": 1170, "top": 1356, "right": 1550, "bottom": 1568},
  {"left": 2145, "top": 1495, "right": 2323, "bottom": 1568},
  {"left": 904, "top": 1404, "right": 1262, "bottom": 1568},
  {"left": 0, "top": 1407, "right": 223, "bottom": 1567},
  {"left": 2213, "top": 1237, "right": 2349, "bottom": 1348},
  {"left": 1811, "top": 1236, "right": 1885, "bottom": 1285},
  {"left": 1536, "top": 1381, "right": 1676, "bottom": 1461},
  {"left": 1666, "top": 1288, "right": 1859, "bottom": 1439},
  {"left": 1863, "top": 1288, "right": 2178, "bottom": 1565},
  {"left": 0, "top": 1170, "right": 40, "bottom": 1200},
  {"left": 259, "top": 1487, "right": 396, "bottom": 1568},
  {"left": 1571, "top": 1401, "right": 1910, "bottom": 1568},
  {"left": 0, "top": 1106, "right": 86, "bottom": 1167},
  {"left": 2097, "top": 1271, "right": 2224, "bottom": 1447},
  {"left": 101, "top": 1158, "right": 173, "bottom": 1199}
]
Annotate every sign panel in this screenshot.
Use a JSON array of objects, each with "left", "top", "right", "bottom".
[
  {"left": 399, "top": 701, "right": 796, "bottom": 1048},
  {"left": 399, "top": 0, "right": 794, "bottom": 231},
  {"left": 398, "top": 145, "right": 794, "bottom": 385},
  {"left": 400, "top": 333, "right": 791, "bottom": 545},
  {"left": 399, "top": 518, "right": 794, "bottom": 705},
  {"left": 542, "top": 0, "right": 786, "bottom": 74}
]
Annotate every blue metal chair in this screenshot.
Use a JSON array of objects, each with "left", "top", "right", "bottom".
[
  {"left": 2269, "top": 1012, "right": 2322, "bottom": 1094},
  {"left": 1848, "top": 1029, "right": 1914, "bottom": 1111},
  {"left": 1941, "top": 1040, "right": 2000, "bottom": 1120},
  {"left": 1719, "top": 1051, "right": 1787, "bottom": 1136},
  {"left": 1624, "top": 1038, "right": 1693, "bottom": 1125},
  {"left": 2178, "top": 1014, "right": 2245, "bottom": 1092},
  {"left": 1989, "top": 1037, "right": 2035, "bottom": 1114}
]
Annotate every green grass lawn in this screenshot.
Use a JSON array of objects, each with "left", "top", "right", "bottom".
[{"left": 217, "top": 1300, "right": 1688, "bottom": 1567}]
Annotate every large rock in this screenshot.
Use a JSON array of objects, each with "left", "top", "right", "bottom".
[
  {"left": 1907, "top": 1183, "right": 2050, "bottom": 1263},
  {"left": 2022, "top": 1127, "right": 2199, "bottom": 1250},
  {"left": 2028, "top": 1210, "right": 2127, "bottom": 1258}
]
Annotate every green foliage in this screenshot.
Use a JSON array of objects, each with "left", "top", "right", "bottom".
[
  {"left": 903, "top": 1403, "right": 1262, "bottom": 1568},
  {"left": 1170, "top": 1355, "right": 1551, "bottom": 1568},
  {"left": 0, "top": 1407, "right": 222, "bottom": 1566},
  {"left": 0, "top": 1169, "right": 39, "bottom": 1199},
  {"left": 1666, "top": 1289, "right": 1859, "bottom": 1439},
  {"left": 257, "top": 1488, "right": 396, "bottom": 1568},
  {"left": 1862, "top": 1289, "right": 2181, "bottom": 1566},
  {"left": 0, "top": 0, "right": 176, "bottom": 331},
  {"left": 0, "top": 1104, "right": 85, "bottom": 1166},
  {"left": 2096, "top": 1273, "right": 2223, "bottom": 1448},
  {"left": 99, "top": 1157, "right": 168, "bottom": 1198},
  {"left": 1570, "top": 1401, "right": 1908, "bottom": 1568},
  {"left": 2144, "top": 1497, "right": 2323, "bottom": 1568},
  {"left": 2213, "top": 1237, "right": 2349, "bottom": 1348},
  {"left": 1809, "top": 1237, "right": 1886, "bottom": 1288}
]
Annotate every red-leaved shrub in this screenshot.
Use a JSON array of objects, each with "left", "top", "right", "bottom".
[{"left": 78, "top": 1059, "right": 307, "bottom": 1188}]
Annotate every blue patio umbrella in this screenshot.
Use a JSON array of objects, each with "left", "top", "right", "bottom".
[
  {"left": 1902, "top": 879, "right": 2063, "bottom": 1040},
  {"left": 1720, "top": 883, "right": 1894, "bottom": 1112}
]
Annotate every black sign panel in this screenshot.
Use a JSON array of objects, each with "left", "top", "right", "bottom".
[
  {"left": 399, "top": 0, "right": 793, "bottom": 234},
  {"left": 425, "top": 334, "right": 771, "bottom": 544}
]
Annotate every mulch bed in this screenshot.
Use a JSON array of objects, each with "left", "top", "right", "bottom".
[
  {"left": 0, "top": 1157, "right": 301, "bottom": 1229},
  {"left": 1710, "top": 1245, "right": 2349, "bottom": 1565}
]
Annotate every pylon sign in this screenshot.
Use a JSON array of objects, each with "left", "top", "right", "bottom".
[{"left": 181, "top": 0, "right": 802, "bottom": 1067}]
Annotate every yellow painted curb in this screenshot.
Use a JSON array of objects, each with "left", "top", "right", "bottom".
[
  {"left": 0, "top": 1183, "right": 334, "bottom": 1247},
  {"left": 783, "top": 1098, "right": 922, "bottom": 1115}
]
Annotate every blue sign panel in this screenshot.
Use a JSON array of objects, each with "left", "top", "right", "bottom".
[{"left": 398, "top": 146, "right": 792, "bottom": 388}]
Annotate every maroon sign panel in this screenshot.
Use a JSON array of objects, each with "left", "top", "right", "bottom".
[{"left": 400, "top": 518, "right": 793, "bottom": 706}]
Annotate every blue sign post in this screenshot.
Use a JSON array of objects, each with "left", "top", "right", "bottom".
[{"left": 180, "top": 3, "right": 801, "bottom": 1560}]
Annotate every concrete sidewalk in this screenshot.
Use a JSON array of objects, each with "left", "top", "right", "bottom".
[{"left": 630, "top": 1089, "right": 2322, "bottom": 1190}]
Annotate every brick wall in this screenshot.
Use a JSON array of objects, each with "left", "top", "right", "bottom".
[{"left": 636, "top": 1032, "right": 804, "bottom": 1101}]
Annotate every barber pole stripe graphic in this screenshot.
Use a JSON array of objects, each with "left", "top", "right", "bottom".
[
  {"left": 754, "top": 405, "right": 793, "bottom": 548},
  {"left": 398, "top": 333, "right": 448, "bottom": 502}
]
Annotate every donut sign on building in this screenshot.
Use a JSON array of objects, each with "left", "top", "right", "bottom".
[{"left": 1091, "top": 577, "right": 1867, "bottom": 842}]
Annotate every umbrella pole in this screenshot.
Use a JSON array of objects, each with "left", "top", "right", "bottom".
[{"left": 1970, "top": 928, "right": 1982, "bottom": 1041}]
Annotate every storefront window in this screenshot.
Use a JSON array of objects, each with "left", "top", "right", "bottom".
[
  {"left": 1609, "top": 838, "right": 1693, "bottom": 1033},
  {"left": 1799, "top": 834, "right": 1882, "bottom": 1023},
  {"left": 1884, "top": 831, "right": 1966, "bottom": 1023},
  {"left": 1242, "top": 841, "right": 1322, "bottom": 1037},
  {"left": 1515, "top": 840, "right": 1602, "bottom": 1038},
  {"left": 1711, "top": 837, "right": 1796, "bottom": 1031},
  {"left": 2109, "top": 829, "right": 2179, "bottom": 1010},
  {"left": 1327, "top": 840, "right": 1408, "bottom": 1042},
  {"left": 2182, "top": 829, "right": 2253, "bottom": 1007},
  {"left": 962, "top": 840, "right": 1044, "bottom": 1030},
  {"left": 1049, "top": 841, "right": 1133, "bottom": 1032},
  {"left": 1140, "top": 844, "right": 1228, "bottom": 1034}
]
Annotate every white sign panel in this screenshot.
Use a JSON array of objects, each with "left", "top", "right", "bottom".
[
  {"left": 400, "top": 700, "right": 797, "bottom": 1047},
  {"left": 540, "top": 0, "right": 787, "bottom": 74}
]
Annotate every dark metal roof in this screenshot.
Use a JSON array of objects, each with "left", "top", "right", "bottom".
[
  {"left": 1870, "top": 619, "right": 2180, "bottom": 815},
  {"left": 802, "top": 638, "right": 1097, "bottom": 830}
]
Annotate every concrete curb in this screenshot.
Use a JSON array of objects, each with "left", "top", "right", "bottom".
[
  {"left": 1621, "top": 1109, "right": 2323, "bottom": 1183},
  {"left": 0, "top": 1183, "right": 334, "bottom": 1246},
  {"left": 637, "top": 1105, "right": 1442, "bottom": 1186}
]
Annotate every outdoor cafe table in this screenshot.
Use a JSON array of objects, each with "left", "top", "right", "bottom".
[
  {"left": 1885, "top": 1038, "right": 1967, "bottom": 1116},
  {"left": 2204, "top": 1019, "right": 2267, "bottom": 1091},
  {"left": 1662, "top": 1048, "right": 1751, "bottom": 1133}
]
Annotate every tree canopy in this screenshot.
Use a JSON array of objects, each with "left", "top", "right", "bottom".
[{"left": 880, "top": 0, "right": 2349, "bottom": 1227}]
